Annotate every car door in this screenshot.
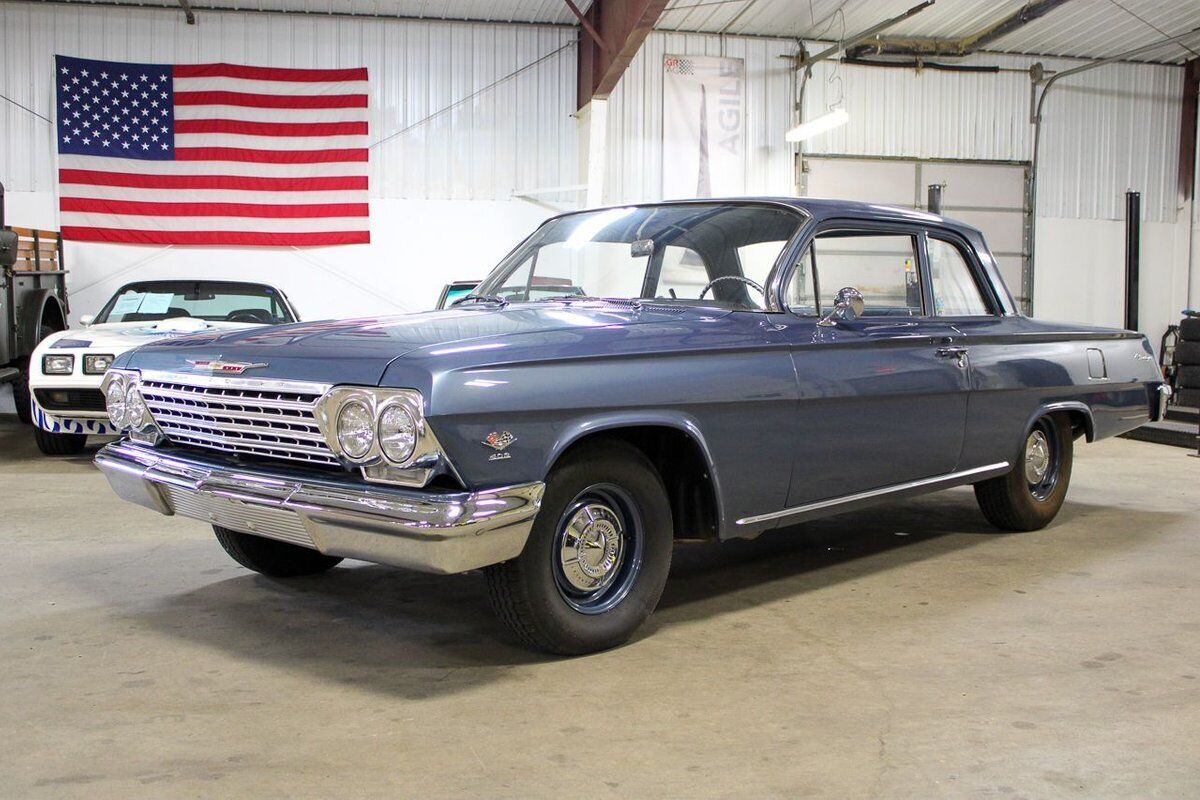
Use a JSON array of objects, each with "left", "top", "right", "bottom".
[{"left": 774, "top": 221, "right": 972, "bottom": 510}]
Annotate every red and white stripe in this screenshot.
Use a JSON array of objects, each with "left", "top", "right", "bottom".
[{"left": 59, "top": 63, "right": 369, "bottom": 246}]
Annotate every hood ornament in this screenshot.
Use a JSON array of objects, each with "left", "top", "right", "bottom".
[{"left": 187, "top": 359, "right": 268, "bottom": 375}]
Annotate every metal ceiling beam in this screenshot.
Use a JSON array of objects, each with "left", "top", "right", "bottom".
[
  {"left": 790, "top": 1, "right": 935, "bottom": 71},
  {"left": 845, "top": 0, "right": 1071, "bottom": 59},
  {"left": 575, "top": 0, "right": 671, "bottom": 109}
]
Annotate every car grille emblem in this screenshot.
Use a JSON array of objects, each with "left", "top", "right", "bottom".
[
  {"left": 186, "top": 359, "right": 268, "bottom": 375},
  {"left": 483, "top": 431, "right": 516, "bottom": 460}
]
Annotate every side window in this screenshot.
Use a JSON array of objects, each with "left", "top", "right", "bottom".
[
  {"left": 785, "top": 246, "right": 818, "bottom": 315},
  {"left": 811, "top": 232, "right": 922, "bottom": 317},
  {"left": 928, "top": 238, "right": 991, "bottom": 316}
]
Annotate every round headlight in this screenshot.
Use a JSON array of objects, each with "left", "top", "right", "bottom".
[
  {"left": 106, "top": 377, "right": 128, "bottom": 428},
  {"left": 126, "top": 386, "right": 148, "bottom": 430},
  {"left": 378, "top": 404, "right": 417, "bottom": 464},
  {"left": 336, "top": 400, "right": 374, "bottom": 459}
]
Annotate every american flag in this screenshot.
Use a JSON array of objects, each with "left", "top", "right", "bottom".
[{"left": 55, "top": 54, "right": 370, "bottom": 246}]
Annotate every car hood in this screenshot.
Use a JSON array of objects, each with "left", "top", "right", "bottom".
[
  {"left": 41, "top": 318, "right": 260, "bottom": 351},
  {"left": 120, "top": 302, "right": 731, "bottom": 385}
]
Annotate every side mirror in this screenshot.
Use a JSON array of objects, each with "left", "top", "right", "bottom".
[
  {"left": 79, "top": 314, "right": 95, "bottom": 327},
  {"left": 818, "top": 286, "right": 866, "bottom": 327},
  {"left": 0, "top": 229, "right": 16, "bottom": 270}
]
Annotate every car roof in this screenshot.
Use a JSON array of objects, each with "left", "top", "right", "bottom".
[{"left": 561, "top": 197, "right": 984, "bottom": 240}]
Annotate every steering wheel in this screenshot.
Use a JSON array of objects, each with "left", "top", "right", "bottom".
[
  {"left": 226, "top": 309, "right": 272, "bottom": 324},
  {"left": 698, "top": 275, "right": 765, "bottom": 301}
]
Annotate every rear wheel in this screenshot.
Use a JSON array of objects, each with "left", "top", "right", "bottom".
[
  {"left": 213, "top": 526, "right": 343, "bottom": 577},
  {"left": 34, "top": 426, "right": 87, "bottom": 455},
  {"left": 485, "top": 441, "right": 673, "bottom": 655},
  {"left": 974, "top": 413, "right": 1073, "bottom": 531}
]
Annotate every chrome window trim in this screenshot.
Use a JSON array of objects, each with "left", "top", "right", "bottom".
[{"left": 736, "top": 461, "right": 1011, "bottom": 526}]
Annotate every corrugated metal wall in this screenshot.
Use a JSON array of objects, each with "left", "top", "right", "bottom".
[
  {"left": 604, "top": 32, "right": 797, "bottom": 203},
  {"left": 0, "top": 1, "right": 578, "bottom": 201},
  {"left": 803, "top": 52, "right": 1185, "bottom": 222}
]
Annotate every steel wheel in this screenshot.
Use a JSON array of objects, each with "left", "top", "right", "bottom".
[
  {"left": 1023, "top": 420, "right": 1060, "bottom": 501},
  {"left": 551, "top": 483, "right": 644, "bottom": 615}
]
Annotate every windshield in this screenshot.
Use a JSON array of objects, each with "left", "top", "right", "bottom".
[
  {"left": 475, "top": 203, "right": 805, "bottom": 310},
  {"left": 95, "top": 281, "right": 295, "bottom": 325}
]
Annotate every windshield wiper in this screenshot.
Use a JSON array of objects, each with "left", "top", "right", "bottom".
[{"left": 457, "top": 293, "right": 510, "bottom": 307}]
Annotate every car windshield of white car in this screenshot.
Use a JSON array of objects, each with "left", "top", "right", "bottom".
[
  {"left": 94, "top": 281, "right": 295, "bottom": 325},
  {"left": 476, "top": 203, "right": 806, "bottom": 311}
]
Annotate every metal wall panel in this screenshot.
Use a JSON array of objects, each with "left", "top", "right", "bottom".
[
  {"left": 0, "top": 1, "right": 578, "bottom": 200},
  {"left": 803, "top": 51, "right": 1185, "bottom": 222},
  {"left": 603, "top": 31, "right": 797, "bottom": 204}
]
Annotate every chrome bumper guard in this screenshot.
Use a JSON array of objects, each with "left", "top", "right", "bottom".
[{"left": 95, "top": 441, "right": 545, "bottom": 574}]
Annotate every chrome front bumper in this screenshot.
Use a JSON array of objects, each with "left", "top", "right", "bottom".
[{"left": 95, "top": 441, "right": 545, "bottom": 574}]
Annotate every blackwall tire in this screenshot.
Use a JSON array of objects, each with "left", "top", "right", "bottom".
[
  {"left": 13, "top": 367, "right": 32, "bottom": 425},
  {"left": 484, "top": 440, "right": 673, "bottom": 656},
  {"left": 1178, "top": 365, "right": 1200, "bottom": 389},
  {"left": 213, "top": 526, "right": 343, "bottom": 577},
  {"left": 1175, "top": 341, "right": 1200, "bottom": 365},
  {"left": 34, "top": 425, "right": 87, "bottom": 455},
  {"left": 974, "top": 413, "right": 1074, "bottom": 532},
  {"left": 1180, "top": 317, "right": 1200, "bottom": 342}
]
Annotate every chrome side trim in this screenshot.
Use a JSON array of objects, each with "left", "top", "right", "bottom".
[
  {"left": 736, "top": 461, "right": 1011, "bottom": 526},
  {"left": 94, "top": 441, "right": 545, "bottom": 575}
]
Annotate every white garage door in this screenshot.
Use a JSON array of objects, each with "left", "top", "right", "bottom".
[{"left": 801, "top": 156, "right": 1031, "bottom": 314}]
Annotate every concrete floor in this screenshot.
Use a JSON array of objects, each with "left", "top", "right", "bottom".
[{"left": 1, "top": 417, "right": 1197, "bottom": 799}]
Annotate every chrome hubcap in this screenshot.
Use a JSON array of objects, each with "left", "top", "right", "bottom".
[
  {"left": 558, "top": 503, "right": 625, "bottom": 594},
  {"left": 1024, "top": 430, "right": 1051, "bottom": 483}
]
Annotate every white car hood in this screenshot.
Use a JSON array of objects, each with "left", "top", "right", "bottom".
[{"left": 39, "top": 317, "right": 258, "bottom": 355}]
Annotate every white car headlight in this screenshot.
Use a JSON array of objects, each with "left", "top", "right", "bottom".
[
  {"left": 378, "top": 403, "right": 417, "bottom": 464},
  {"left": 43, "top": 354, "right": 74, "bottom": 374},
  {"left": 105, "top": 375, "right": 129, "bottom": 428},
  {"left": 336, "top": 400, "right": 374, "bottom": 460},
  {"left": 84, "top": 354, "right": 115, "bottom": 375},
  {"left": 126, "top": 385, "right": 149, "bottom": 430}
]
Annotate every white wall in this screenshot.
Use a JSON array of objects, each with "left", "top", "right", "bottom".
[
  {"left": 3, "top": 190, "right": 556, "bottom": 323},
  {"left": 0, "top": 2, "right": 579, "bottom": 327}
]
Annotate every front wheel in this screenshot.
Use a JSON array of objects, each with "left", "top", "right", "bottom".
[
  {"left": 34, "top": 426, "right": 88, "bottom": 456},
  {"left": 213, "top": 526, "right": 343, "bottom": 577},
  {"left": 974, "top": 413, "right": 1074, "bottom": 531},
  {"left": 13, "top": 366, "right": 33, "bottom": 425},
  {"left": 485, "top": 441, "right": 673, "bottom": 655}
]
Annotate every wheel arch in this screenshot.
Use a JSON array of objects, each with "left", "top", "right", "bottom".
[
  {"left": 1030, "top": 401, "right": 1095, "bottom": 443},
  {"left": 19, "top": 289, "right": 68, "bottom": 355},
  {"left": 544, "top": 413, "right": 724, "bottom": 540}
]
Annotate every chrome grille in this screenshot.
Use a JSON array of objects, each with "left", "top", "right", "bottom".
[{"left": 140, "top": 375, "right": 338, "bottom": 468}]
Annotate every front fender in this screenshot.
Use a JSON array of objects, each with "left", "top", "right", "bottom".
[{"left": 19, "top": 289, "right": 67, "bottom": 355}]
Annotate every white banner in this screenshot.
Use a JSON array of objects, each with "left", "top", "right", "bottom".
[{"left": 662, "top": 54, "right": 745, "bottom": 199}]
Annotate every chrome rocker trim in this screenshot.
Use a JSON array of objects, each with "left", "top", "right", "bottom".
[
  {"left": 736, "top": 461, "right": 1011, "bottom": 527},
  {"left": 95, "top": 440, "right": 545, "bottom": 575}
]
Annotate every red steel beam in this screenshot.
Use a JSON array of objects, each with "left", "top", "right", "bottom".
[
  {"left": 1180, "top": 58, "right": 1199, "bottom": 202},
  {"left": 575, "top": 0, "right": 671, "bottom": 109}
]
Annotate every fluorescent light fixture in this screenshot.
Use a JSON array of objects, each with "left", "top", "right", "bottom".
[{"left": 785, "top": 108, "right": 849, "bottom": 143}]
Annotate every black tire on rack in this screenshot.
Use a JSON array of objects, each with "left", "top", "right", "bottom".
[
  {"left": 1177, "top": 365, "right": 1200, "bottom": 389},
  {"left": 1175, "top": 341, "right": 1200, "bottom": 365},
  {"left": 1180, "top": 317, "right": 1200, "bottom": 342}
]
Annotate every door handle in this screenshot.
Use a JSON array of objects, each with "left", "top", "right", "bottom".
[{"left": 936, "top": 346, "right": 969, "bottom": 368}]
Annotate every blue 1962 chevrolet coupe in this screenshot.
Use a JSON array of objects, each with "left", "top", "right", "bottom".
[{"left": 95, "top": 199, "right": 1167, "bottom": 654}]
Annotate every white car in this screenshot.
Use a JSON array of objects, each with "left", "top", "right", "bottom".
[{"left": 29, "top": 280, "right": 299, "bottom": 455}]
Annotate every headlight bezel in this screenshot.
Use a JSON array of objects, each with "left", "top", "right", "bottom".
[
  {"left": 83, "top": 353, "right": 116, "bottom": 375},
  {"left": 42, "top": 354, "right": 75, "bottom": 375},
  {"left": 335, "top": 398, "right": 375, "bottom": 459},
  {"left": 102, "top": 369, "right": 163, "bottom": 445},
  {"left": 315, "top": 386, "right": 446, "bottom": 487},
  {"left": 104, "top": 372, "right": 129, "bottom": 428}
]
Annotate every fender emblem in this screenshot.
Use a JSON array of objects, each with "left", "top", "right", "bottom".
[
  {"left": 187, "top": 359, "right": 268, "bottom": 375},
  {"left": 483, "top": 431, "right": 516, "bottom": 460}
]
